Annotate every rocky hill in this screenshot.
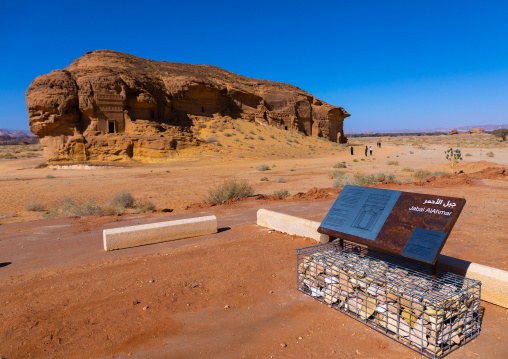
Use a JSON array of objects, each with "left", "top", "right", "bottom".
[{"left": 26, "top": 50, "right": 350, "bottom": 162}]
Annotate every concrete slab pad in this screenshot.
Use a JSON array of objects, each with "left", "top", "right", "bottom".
[{"left": 103, "top": 215, "right": 217, "bottom": 251}]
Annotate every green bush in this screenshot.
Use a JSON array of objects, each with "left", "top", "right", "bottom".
[
  {"left": 256, "top": 164, "right": 270, "bottom": 171},
  {"left": 47, "top": 198, "right": 105, "bottom": 217},
  {"left": 207, "top": 179, "right": 255, "bottom": 204}
]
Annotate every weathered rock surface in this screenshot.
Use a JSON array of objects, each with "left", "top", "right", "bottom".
[
  {"left": 447, "top": 129, "right": 459, "bottom": 135},
  {"left": 469, "top": 128, "right": 485, "bottom": 134},
  {"left": 26, "top": 50, "right": 350, "bottom": 162}
]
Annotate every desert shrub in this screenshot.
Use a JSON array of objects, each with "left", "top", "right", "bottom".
[
  {"left": 428, "top": 171, "right": 448, "bottom": 177},
  {"left": 223, "top": 132, "right": 233, "bottom": 137},
  {"left": 205, "top": 136, "right": 217, "bottom": 143},
  {"left": 216, "top": 142, "right": 222, "bottom": 147},
  {"left": 465, "top": 153, "right": 472, "bottom": 156},
  {"left": 107, "top": 191, "right": 135, "bottom": 209},
  {"left": 413, "top": 169, "right": 448, "bottom": 180},
  {"left": 237, "top": 153, "right": 244, "bottom": 158},
  {"left": 413, "top": 169, "right": 431, "bottom": 180},
  {"left": 486, "top": 151, "right": 494, "bottom": 157},
  {"left": 233, "top": 137, "right": 240, "bottom": 142},
  {"left": 0, "top": 212, "right": 14, "bottom": 220},
  {"left": 445, "top": 148, "right": 462, "bottom": 170},
  {"left": 272, "top": 189, "right": 290, "bottom": 197},
  {"left": 248, "top": 144, "right": 254, "bottom": 149},
  {"left": 198, "top": 123, "right": 207, "bottom": 128},
  {"left": 48, "top": 198, "right": 105, "bottom": 217},
  {"left": 34, "top": 162, "right": 47, "bottom": 169},
  {"left": 256, "top": 164, "right": 270, "bottom": 171},
  {"left": 210, "top": 129, "right": 216, "bottom": 134},
  {"left": 260, "top": 177, "right": 269, "bottom": 181},
  {"left": 275, "top": 177, "right": 286, "bottom": 183},
  {"left": 376, "top": 172, "right": 396, "bottom": 181},
  {"left": 387, "top": 161, "right": 399, "bottom": 166},
  {"left": 46, "top": 174, "right": 55, "bottom": 179},
  {"left": 269, "top": 134, "right": 275, "bottom": 139},
  {"left": 271, "top": 164, "right": 276, "bottom": 168},
  {"left": 24, "top": 201, "right": 45, "bottom": 212},
  {"left": 409, "top": 151, "right": 414, "bottom": 154},
  {"left": 402, "top": 167, "right": 415, "bottom": 172},
  {"left": 492, "top": 128, "right": 508, "bottom": 141},
  {"left": 333, "top": 161, "right": 347, "bottom": 168},
  {"left": 135, "top": 200, "right": 156, "bottom": 213},
  {"left": 327, "top": 170, "right": 345, "bottom": 179},
  {"left": 292, "top": 139, "right": 299, "bottom": 144},
  {"left": 249, "top": 130, "right": 255, "bottom": 135},
  {"left": 353, "top": 159, "right": 359, "bottom": 162},
  {"left": 1, "top": 153, "right": 17, "bottom": 159},
  {"left": 333, "top": 173, "right": 381, "bottom": 187},
  {"left": 207, "top": 179, "right": 255, "bottom": 204},
  {"left": 257, "top": 135, "right": 265, "bottom": 140}
]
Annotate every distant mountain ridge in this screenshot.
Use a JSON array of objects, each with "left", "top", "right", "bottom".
[
  {"left": 0, "top": 129, "right": 35, "bottom": 137},
  {"left": 345, "top": 124, "right": 508, "bottom": 135},
  {"left": 0, "top": 129, "right": 38, "bottom": 144}
]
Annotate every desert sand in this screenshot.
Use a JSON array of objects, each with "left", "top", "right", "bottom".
[{"left": 0, "top": 133, "right": 507, "bottom": 358}]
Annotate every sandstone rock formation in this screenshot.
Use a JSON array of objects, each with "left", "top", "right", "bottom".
[
  {"left": 447, "top": 129, "right": 458, "bottom": 136},
  {"left": 469, "top": 128, "right": 485, "bottom": 134},
  {"left": 27, "top": 50, "right": 350, "bottom": 162}
]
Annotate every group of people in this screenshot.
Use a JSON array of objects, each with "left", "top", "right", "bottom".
[{"left": 349, "top": 143, "right": 380, "bottom": 156}]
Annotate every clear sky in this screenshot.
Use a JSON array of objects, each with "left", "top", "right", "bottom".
[{"left": 1, "top": 0, "right": 507, "bottom": 132}]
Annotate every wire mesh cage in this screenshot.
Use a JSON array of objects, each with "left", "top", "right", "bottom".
[{"left": 297, "top": 241, "right": 481, "bottom": 359}]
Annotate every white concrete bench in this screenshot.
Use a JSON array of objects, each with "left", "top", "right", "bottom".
[{"left": 103, "top": 215, "right": 217, "bottom": 251}]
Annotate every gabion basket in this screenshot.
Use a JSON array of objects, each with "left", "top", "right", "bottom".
[{"left": 297, "top": 242, "right": 481, "bottom": 358}]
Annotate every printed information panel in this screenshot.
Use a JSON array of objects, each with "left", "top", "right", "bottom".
[{"left": 318, "top": 185, "right": 466, "bottom": 264}]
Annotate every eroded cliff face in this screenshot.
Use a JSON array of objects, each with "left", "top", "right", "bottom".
[{"left": 26, "top": 50, "right": 350, "bottom": 162}]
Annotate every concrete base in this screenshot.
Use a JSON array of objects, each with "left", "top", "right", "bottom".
[
  {"left": 438, "top": 254, "right": 508, "bottom": 308},
  {"left": 257, "top": 209, "right": 329, "bottom": 243},
  {"left": 103, "top": 215, "right": 217, "bottom": 251}
]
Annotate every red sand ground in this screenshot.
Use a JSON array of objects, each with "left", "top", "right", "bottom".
[{"left": 1, "top": 177, "right": 508, "bottom": 359}]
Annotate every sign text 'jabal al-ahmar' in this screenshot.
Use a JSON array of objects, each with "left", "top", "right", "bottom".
[{"left": 318, "top": 185, "right": 466, "bottom": 265}]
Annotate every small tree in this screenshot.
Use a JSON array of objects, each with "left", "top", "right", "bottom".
[
  {"left": 492, "top": 128, "right": 508, "bottom": 141},
  {"left": 445, "top": 148, "right": 462, "bottom": 170}
]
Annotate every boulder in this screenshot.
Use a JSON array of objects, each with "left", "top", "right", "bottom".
[
  {"left": 447, "top": 129, "right": 458, "bottom": 135},
  {"left": 26, "top": 50, "right": 350, "bottom": 162}
]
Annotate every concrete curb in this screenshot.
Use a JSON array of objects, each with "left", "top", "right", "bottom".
[
  {"left": 257, "top": 209, "right": 329, "bottom": 243},
  {"left": 257, "top": 209, "right": 507, "bottom": 308},
  {"left": 438, "top": 255, "right": 508, "bottom": 308},
  {"left": 103, "top": 215, "right": 217, "bottom": 251}
]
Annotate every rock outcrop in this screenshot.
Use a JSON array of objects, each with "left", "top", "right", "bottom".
[
  {"left": 469, "top": 128, "right": 485, "bottom": 134},
  {"left": 26, "top": 50, "right": 350, "bottom": 162},
  {"left": 447, "top": 129, "right": 459, "bottom": 136}
]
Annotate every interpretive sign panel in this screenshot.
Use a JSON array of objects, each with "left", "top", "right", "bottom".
[{"left": 318, "top": 185, "right": 466, "bottom": 264}]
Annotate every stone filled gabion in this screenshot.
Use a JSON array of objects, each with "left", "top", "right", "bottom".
[{"left": 297, "top": 242, "right": 481, "bottom": 359}]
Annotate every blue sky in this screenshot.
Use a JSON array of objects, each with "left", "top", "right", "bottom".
[{"left": 1, "top": 0, "right": 507, "bottom": 132}]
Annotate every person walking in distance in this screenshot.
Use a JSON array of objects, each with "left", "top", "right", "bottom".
[
  {"left": 350, "top": 146, "right": 354, "bottom": 155},
  {"left": 369, "top": 145, "right": 373, "bottom": 155},
  {"left": 365, "top": 146, "right": 368, "bottom": 157}
]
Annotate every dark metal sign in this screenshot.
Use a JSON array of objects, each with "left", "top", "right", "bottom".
[{"left": 318, "top": 185, "right": 466, "bottom": 264}]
